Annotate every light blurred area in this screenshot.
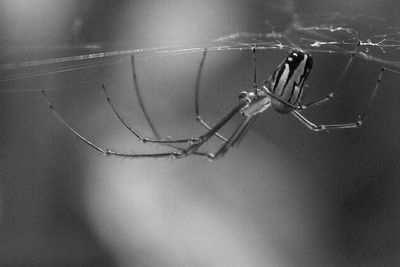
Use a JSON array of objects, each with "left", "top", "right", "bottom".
[
  {"left": 1, "top": 0, "right": 400, "bottom": 266},
  {"left": 1, "top": 0, "right": 76, "bottom": 42}
]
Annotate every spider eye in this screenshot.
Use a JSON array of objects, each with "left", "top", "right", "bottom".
[{"left": 238, "top": 91, "right": 247, "bottom": 99}]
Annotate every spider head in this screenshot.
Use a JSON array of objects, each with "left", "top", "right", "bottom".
[{"left": 238, "top": 90, "right": 257, "bottom": 103}]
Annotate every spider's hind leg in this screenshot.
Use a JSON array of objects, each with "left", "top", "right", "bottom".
[
  {"left": 301, "top": 41, "right": 361, "bottom": 109},
  {"left": 292, "top": 65, "right": 386, "bottom": 131},
  {"left": 207, "top": 115, "right": 258, "bottom": 160},
  {"left": 292, "top": 110, "right": 362, "bottom": 131}
]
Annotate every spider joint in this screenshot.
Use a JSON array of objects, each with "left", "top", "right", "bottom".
[
  {"left": 206, "top": 154, "right": 216, "bottom": 161},
  {"left": 190, "top": 137, "right": 199, "bottom": 144},
  {"left": 170, "top": 152, "right": 180, "bottom": 159},
  {"left": 313, "top": 125, "right": 324, "bottom": 132}
]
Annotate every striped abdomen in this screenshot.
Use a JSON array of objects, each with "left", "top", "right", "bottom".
[{"left": 266, "top": 50, "right": 313, "bottom": 114}]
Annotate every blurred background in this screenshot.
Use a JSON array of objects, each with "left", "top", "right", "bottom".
[{"left": 1, "top": 0, "right": 400, "bottom": 266}]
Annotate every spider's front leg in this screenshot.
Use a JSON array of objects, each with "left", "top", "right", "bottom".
[
  {"left": 205, "top": 92, "right": 267, "bottom": 160},
  {"left": 174, "top": 98, "right": 250, "bottom": 159}
]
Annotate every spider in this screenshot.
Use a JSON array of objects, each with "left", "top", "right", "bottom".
[{"left": 41, "top": 43, "right": 386, "bottom": 160}]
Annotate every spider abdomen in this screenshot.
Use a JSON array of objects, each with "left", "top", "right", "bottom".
[{"left": 267, "top": 50, "right": 313, "bottom": 114}]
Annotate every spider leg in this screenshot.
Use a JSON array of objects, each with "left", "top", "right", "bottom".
[
  {"left": 252, "top": 47, "right": 257, "bottom": 92},
  {"left": 130, "top": 54, "right": 161, "bottom": 139},
  {"left": 292, "top": 110, "right": 361, "bottom": 131},
  {"left": 293, "top": 64, "right": 387, "bottom": 131},
  {"left": 194, "top": 49, "right": 228, "bottom": 142},
  {"left": 358, "top": 67, "right": 385, "bottom": 122},
  {"left": 130, "top": 55, "right": 207, "bottom": 156},
  {"left": 230, "top": 115, "right": 257, "bottom": 147},
  {"left": 41, "top": 90, "right": 181, "bottom": 158},
  {"left": 176, "top": 99, "right": 249, "bottom": 158},
  {"left": 42, "top": 89, "right": 247, "bottom": 159},
  {"left": 208, "top": 115, "right": 258, "bottom": 160},
  {"left": 101, "top": 84, "right": 196, "bottom": 144},
  {"left": 301, "top": 41, "right": 361, "bottom": 109}
]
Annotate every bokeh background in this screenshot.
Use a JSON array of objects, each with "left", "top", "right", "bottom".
[{"left": 1, "top": 0, "right": 400, "bottom": 266}]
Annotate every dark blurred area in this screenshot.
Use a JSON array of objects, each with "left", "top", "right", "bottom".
[{"left": 1, "top": 0, "right": 400, "bottom": 266}]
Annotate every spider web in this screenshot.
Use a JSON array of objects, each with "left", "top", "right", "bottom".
[{"left": 1, "top": 11, "right": 400, "bottom": 91}]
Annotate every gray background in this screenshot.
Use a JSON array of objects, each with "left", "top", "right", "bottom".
[{"left": 1, "top": 0, "right": 400, "bottom": 266}]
